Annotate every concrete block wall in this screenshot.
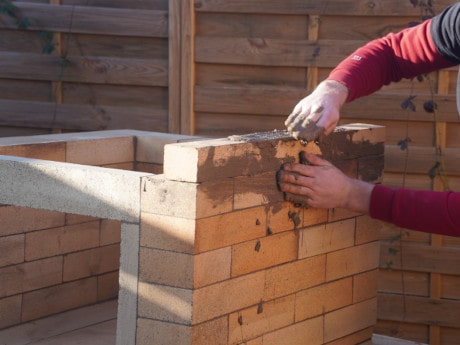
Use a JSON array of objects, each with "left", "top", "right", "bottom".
[
  {"left": 0, "top": 130, "right": 195, "bottom": 330},
  {"left": 136, "top": 124, "right": 385, "bottom": 345}
]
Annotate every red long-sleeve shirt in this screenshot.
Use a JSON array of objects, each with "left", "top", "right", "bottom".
[{"left": 326, "top": 3, "right": 460, "bottom": 236}]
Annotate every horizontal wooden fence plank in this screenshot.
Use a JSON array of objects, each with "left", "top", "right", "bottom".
[
  {"left": 195, "top": 37, "right": 363, "bottom": 67},
  {"left": 194, "top": 0, "right": 455, "bottom": 16},
  {"left": 0, "top": 3, "right": 168, "bottom": 37},
  {"left": 0, "top": 99, "right": 168, "bottom": 131},
  {"left": 380, "top": 242, "right": 460, "bottom": 275},
  {"left": 195, "top": 86, "right": 458, "bottom": 122},
  {"left": 378, "top": 294, "right": 460, "bottom": 329},
  {"left": 61, "top": 0, "right": 168, "bottom": 11},
  {"left": 384, "top": 145, "right": 460, "bottom": 176},
  {"left": 0, "top": 52, "right": 168, "bottom": 87}
]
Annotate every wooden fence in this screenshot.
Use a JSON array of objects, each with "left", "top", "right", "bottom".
[{"left": 1, "top": 0, "right": 460, "bottom": 344}]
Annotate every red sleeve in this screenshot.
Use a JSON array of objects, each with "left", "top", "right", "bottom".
[
  {"left": 369, "top": 184, "right": 460, "bottom": 237},
  {"left": 327, "top": 19, "right": 456, "bottom": 102}
]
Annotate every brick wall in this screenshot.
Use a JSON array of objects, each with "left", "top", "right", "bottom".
[
  {"left": 136, "top": 124, "right": 385, "bottom": 345},
  {"left": 0, "top": 130, "right": 192, "bottom": 330},
  {"left": 0, "top": 126, "right": 385, "bottom": 345}
]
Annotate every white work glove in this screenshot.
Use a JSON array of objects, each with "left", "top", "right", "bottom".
[{"left": 285, "top": 80, "right": 349, "bottom": 141}]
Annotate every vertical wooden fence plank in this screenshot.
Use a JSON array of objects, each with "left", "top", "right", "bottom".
[
  {"left": 168, "top": 0, "right": 181, "bottom": 133},
  {"left": 429, "top": 68, "right": 450, "bottom": 345},
  {"left": 50, "top": 0, "right": 63, "bottom": 133},
  {"left": 306, "top": 14, "right": 320, "bottom": 93},
  {"left": 180, "top": 0, "right": 196, "bottom": 135}
]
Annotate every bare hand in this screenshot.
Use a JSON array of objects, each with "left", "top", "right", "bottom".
[
  {"left": 277, "top": 152, "right": 374, "bottom": 213},
  {"left": 285, "top": 80, "right": 349, "bottom": 141}
]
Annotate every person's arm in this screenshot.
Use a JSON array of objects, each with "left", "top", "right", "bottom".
[
  {"left": 370, "top": 185, "right": 460, "bottom": 237},
  {"left": 277, "top": 153, "right": 460, "bottom": 236},
  {"left": 286, "top": 4, "right": 459, "bottom": 140}
]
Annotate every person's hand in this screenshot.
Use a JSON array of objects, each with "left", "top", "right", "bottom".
[
  {"left": 277, "top": 152, "right": 374, "bottom": 213},
  {"left": 285, "top": 80, "right": 349, "bottom": 141}
]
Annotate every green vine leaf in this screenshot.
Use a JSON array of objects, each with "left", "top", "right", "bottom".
[
  {"left": 401, "top": 95, "right": 417, "bottom": 112},
  {"left": 428, "top": 161, "right": 441, "bottom": 180}
]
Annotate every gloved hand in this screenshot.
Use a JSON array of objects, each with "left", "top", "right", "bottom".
[{"left": 285, "top": 80, "right": 349, "bottom": 141}]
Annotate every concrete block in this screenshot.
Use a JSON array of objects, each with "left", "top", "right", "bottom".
[
  {"left": 0, "top": 156, "right": 150, "bottom": 222},
  {"left": 141, "top": 212, "right": 195, "bottom": 254},
  {"left": 298, "top": 219, "right": 355, "bottom": 259},
  {"left": 25, "top": 222, "right": 100, "bottom": 261},
  {"left": 195, "top": 207, "right": 267, "bottom": 253},
  {"left": 324, "top": 298, "right": 377, "bottom": 343},
  {"left": 136, "top": 318, "right": 191, "bottom": 345},
  {"left": 137, "top": 282, "right": 193, "bottom": 325},
  {"left": 0, "top": 257, "right": 62, "bottom": 298},
  {"left": 231, "top": 231, "right": 298, "bottom": 277},
  {"left": 295, "top": 278, "right": 353, "bottom": 322},
  {"left": 192, "top": 271, "right": 265, "bottom": 324},
  {"left": 136, "top": 131, "right": 200, "bottom": 164},
  {"left": 139, "top": 247, "right": 193, "bottom": 289},
  {"left": 228, "top": 295, "right": 295, "bottom": 345},
  {"left": 326, "top": 242, "right": 381, "bottom": 281},
  {"left": 0, "top": 234, "right": 24, "bottom": 268},
  {"left": 263, "top": 255, "right": 326, "bottom": 301}
]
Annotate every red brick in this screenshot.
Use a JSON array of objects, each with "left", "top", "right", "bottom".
[
  {"left": 0, "top": 257, "right": 62, "bottom": 297},
  {"left": 100, "top": 219, "right": 121, "bottom": 245},
  {"left": 325, "top": 327, "right": 374, "bottom": 345},
  {"left": 355, "top": 215, "right": 382, "bottom": 245},
  {"left": 228, "top": 295, "right": 295, "bottom": 345},
  {"left": 262, "top": 316, "right": 323, "bottom": 345},
  {"left": 97, "top": 271, "right": 119, "bottom": 301},
  {"left": 266, "top": 202, "right": 305, "bottom": 234},
  {"left": 0, "top": 142, "right": 66, "bottom": 161},
  {"left": 231, "top": 231, "right": 298, "bottom": 277},
  {"left": 194, "top": 247, "right": 231, "bottom": 288},
  {"left": 0, "top": 234, "right": 24, "bottom": 268},
  {"left": 298, "top": 219, "right": 355, "bottom": 259},
  {"left": 0, "top": 206, "right": 65, "bottom": 236},
  {"left": 66, "top": 137, "right": 134, "bottom": 166},
  {"left": 326, "top": 242, "right": 380, "bottom": 281},
  {"left": 353, "top": 270, "right": 378, "bottom": 303},
  {"left": 234, "top": 172, "right": 284, "bottom": 210},
  {"left": 0, "top": 295, "right": 21, "bottom": 329},
  {"left": 324, "top": 298, "right": 377, "bottom": 343},
  {"left": 264, "top": 255, "right": 326, "bottom": 300},
  {"left": 22, "top": 277, "right": 98, "bottom": 321},
  {"left": 193, "top": 271, "right": 265, "bottom": 324},
  {"left": 195, "top": 207, "right": 266, "bottom": 253},
  {"left": 295, "top": 278, "right": 353, "bottom": 322},
  {"left": 25, "top": 221, "right": 100, "bottom": 261},
  {"left": 191, "top": 316, "right": 228, "bottom": 345},
  {"left": 63, "top": 244, "right": 120, "bottom": 281}
]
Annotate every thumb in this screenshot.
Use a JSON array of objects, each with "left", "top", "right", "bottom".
[{"left": 300, "top": 152, "right": 331, "bottom": 167}]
